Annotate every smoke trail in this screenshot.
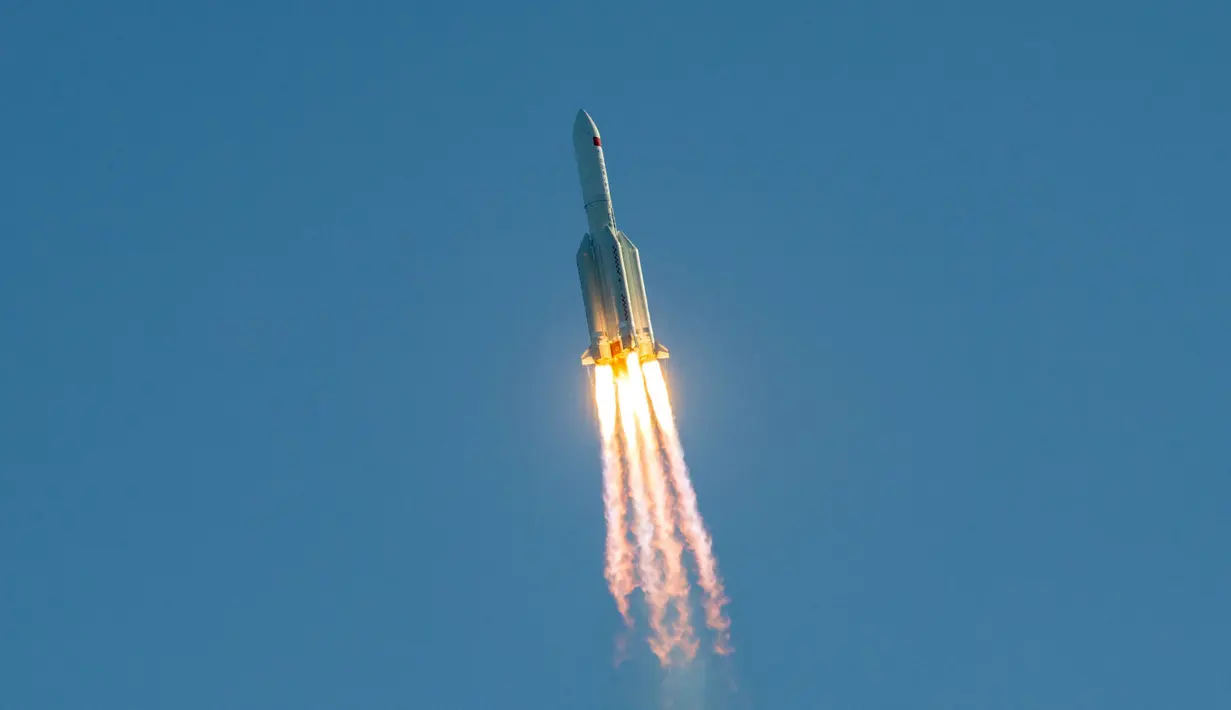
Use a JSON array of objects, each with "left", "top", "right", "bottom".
[
  {"left": 617, "top": 371, "right": 671, "bottom": 663},
  {"left": 627, "top": 355, "right": 698, "bottom": 662},
  {"left": 594, "top": 365, "right": 634, "bottom": 627},
  {"left": 642, "top": 360, "right": 733, "bottom": 654},
  {"left": 588, "top": 355, "right": 733, "bottom": 665}
]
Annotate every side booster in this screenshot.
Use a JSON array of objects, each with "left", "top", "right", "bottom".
[{"left": 573, "top": 110, "right": 669, "bottom": 367}]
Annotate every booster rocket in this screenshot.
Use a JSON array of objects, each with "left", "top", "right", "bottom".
[{"left": 574, "top": 110, "right": 670, "bottom": 367}]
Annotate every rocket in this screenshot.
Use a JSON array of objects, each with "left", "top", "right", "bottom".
[{"left": 574, "top": 110, "right": 670, "bottom": 368}]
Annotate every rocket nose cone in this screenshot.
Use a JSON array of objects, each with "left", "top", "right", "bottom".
[
  {"left": 574, "top": 110, "right": 600, "bottom": 145},
  {"left": 575, "top": 109, "right": 597, "bottom": 134}
]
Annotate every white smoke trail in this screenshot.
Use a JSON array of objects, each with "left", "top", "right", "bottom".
[
  {"left": 617, "top": 371, "right": 671, "bottom": 663},
  {"left": 642, "top": 360, "right": 732, "bottom": 654},
  {"left": 594, "top": 365, "right": 634, "bottom": 627},
  {"left": 627, "top": 355, "right": 698, "bottom": 661}
]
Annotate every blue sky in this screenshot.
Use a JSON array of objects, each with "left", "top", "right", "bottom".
[{"left": 2, "top": 1, "right": 1228, "bottom": 708}]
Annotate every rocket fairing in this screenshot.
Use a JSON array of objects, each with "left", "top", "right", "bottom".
[{"left": 574, "top": 110, "right": 670, "bottom": 367}]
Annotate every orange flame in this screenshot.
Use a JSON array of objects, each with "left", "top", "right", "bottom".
[
  {"left": 589, "top": 355, "right": 732, "bottom": 664},
  {"left": 617, "top": 367, "right": 671, "bottom": 663},
  {"left": 594, "top": 365, "right": 633, "bottom": 628},
  {"left": 627, "top": 355, "right": 698, "bottom": 662},
  {"left": 643, "top": 360, "right": 732, "bottom": 654}
]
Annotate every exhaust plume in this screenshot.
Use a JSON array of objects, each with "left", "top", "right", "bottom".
[{"left": 589, "top": 354, "right": 731, "bottom": 665}]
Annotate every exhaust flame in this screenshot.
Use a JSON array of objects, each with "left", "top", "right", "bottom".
[
  {"left": 628, "top": 358, "right": 698, "bottom": 662},
  {"left": 590, "top": 353, "right": 731, "bottom": 666},
  {"left": 617, "top": 370, "right": 671, "bottom": 663},
  {"left": 644, "top": 360, "right": 732, "bottom": 654},
  {"left": 594, "top": 365, "right": 633, "bottom": 626}
]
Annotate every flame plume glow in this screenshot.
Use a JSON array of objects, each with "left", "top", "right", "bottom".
[{"left": 591, "top": 354, "right": 731, "bottom": 666}]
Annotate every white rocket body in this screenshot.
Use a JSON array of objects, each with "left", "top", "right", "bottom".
[{"left": 573, "top": 110, "right": 669, "bottom": 367}]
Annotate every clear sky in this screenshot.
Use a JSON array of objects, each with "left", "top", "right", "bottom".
[{"left": 2, "top": 1, "right": 1228, "bottom": 708}]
